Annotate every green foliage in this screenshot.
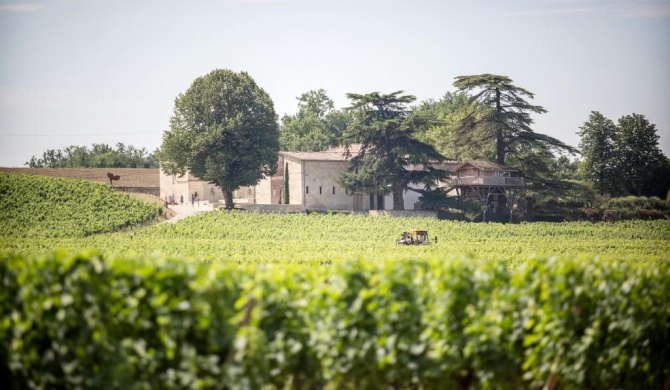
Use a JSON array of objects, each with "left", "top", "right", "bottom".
[
  {"left": 0, "top": 173, "right": 161, "bottom": 238},
  {"left": 1, "top": 251, "right": 668, "bottom": 389},
  {"left": 452, "top": 75, "right": 577, "bottom": 194},
  {"left": 604, "top": 196, "right": 670, "bottom": 220},
  {"left": 4, "top": 211, "right": 668, "bottom": 264},
  {"left": 279, "top": 89, "right": 353, "bottom": 152},
  {"left": 576, "top": 112, "right": 670, "bottom": 198},
  {"left": 25, "top": 143, "right": 159, "bottom": 169},
  {"left": 577, "top": 111, "right": 617, "bottom": 194},
  {"left": 414, "top": 91, "right": 477, "bottom": 160},
  {"left": 159, "top": 69, "right": 280, "bottom": 209},
  {"left": 615, "top": 113, "right": 670, "bottom": 197},
  {"left": 340, "top": 91, "right": 448, "bottom": 210},
  {"left": 453, "top": 74, "right": 576, "bottom": 166}
]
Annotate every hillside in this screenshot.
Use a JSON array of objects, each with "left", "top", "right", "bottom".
[
  {"left": 0, "top": 167, "right": 159, "bottom": 189},
  {"left": 0, "top": 172, "right": 161, "bottom": 237}
]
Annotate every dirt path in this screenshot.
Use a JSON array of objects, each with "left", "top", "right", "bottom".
[{"left": 162, "top": 203, "right": 216, "bottom": 224}]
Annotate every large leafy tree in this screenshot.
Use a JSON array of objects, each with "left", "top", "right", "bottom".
[
  {"left": 577, "top": 111, "right": 617, "bottom": 195},
  {"left": 615, "top": 113, "right": 669, "bottom": 196},
  {"left": 339, "top": 91, "right": 448, "bottom": 210},
  {"left": 453, "top": 74, "right": 576, "bottom": 166},
  {"left": 279, "top": 89, "right": 353, "bottom": 152},
  {"left": 159, "top": 69, "right": 279, "bottom": 209},
  {"left": 414, "top": 91, "right": 481, "bottom": 161}
]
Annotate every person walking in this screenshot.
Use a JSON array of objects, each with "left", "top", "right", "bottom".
[
  {"left": 191, "top": 193, "right": 195, "bottom": 207},
  {"left": 180, "top": 194, "right": 184, "bottom": 205}
]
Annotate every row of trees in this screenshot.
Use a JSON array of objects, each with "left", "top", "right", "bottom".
[
  {"left": 578, "top": 112, "right": 669, "bottom": 197},
  {"left": 25, "top": 143, "right": 159, "bottom": 169},
  {"left": 158, "top": 69, "right": 669, "bottom": 211},
  {"left": 280, "top": 81, "right": 669, "bottom": 200}
]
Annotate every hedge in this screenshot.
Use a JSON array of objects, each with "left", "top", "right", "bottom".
[{"left": 1, "top": 251, "right": 668, "bottom": 389}]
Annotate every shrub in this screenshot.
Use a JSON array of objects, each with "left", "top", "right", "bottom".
[{"left": 2, "top": 251, "right": 668, "bottom": 389}]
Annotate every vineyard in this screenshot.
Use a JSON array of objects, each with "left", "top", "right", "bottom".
[
  {"left": 0, "top": 168, "right": 159, "bottom": 188},
  {"left": 0, "top": 173, "right": 669, "bottom": 389},
  {"left": 0, "top": 173, "right": 161, "bottom": 238}
]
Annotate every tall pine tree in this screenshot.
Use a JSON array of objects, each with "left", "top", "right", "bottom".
[
  {"left": 453, "top": 74, "right": 576, "bottom": 166},
  {"left": 339, "top": 91, "right": 447, "bottom": 210}
]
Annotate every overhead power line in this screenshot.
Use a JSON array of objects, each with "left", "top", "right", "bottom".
[{"left": 0, "top": 131, "right": 162, "bottom": 137}]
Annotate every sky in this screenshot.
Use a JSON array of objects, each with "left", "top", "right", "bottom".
[{"left": 1, "top": 0, "right": 669, "bottom": 167}]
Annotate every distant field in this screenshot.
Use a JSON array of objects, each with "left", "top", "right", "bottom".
[{"left": 0, "top": 167, "right": 158, "bottom": 188}]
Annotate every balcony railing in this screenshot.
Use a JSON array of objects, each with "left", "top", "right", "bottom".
[{"left": 450, "top": 176, "right": 525, "bottom": 187}]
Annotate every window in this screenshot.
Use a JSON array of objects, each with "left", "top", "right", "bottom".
[
  {"left": 319, "top": 186, "right": 322, "bottom": 195},
  {"left": 306, "top": 186, "right": 309, "bottom": 194},
  {"left": 332, "top": 186, "right": 336, "bottom": 194}
]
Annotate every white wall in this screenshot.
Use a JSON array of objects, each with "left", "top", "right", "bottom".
[
  {"left": 285, "top": 158, "right": 303, "bottom": 206},
  {"left": 303, "top": 160, "right": 352, "bottom": 210}
]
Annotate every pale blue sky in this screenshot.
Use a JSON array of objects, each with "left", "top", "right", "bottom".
[{"left": 1, "top": 0, "right": 669, "bottom": 166}]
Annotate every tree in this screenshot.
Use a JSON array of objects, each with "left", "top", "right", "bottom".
[
  {"left": 158, "top": 69, "right": 280, "bottom": 209},
  {"left": 279, "top": 89, "right": 353, "bottom": 151},
  {"left": 577, "top": 111, "right": 617, "bottom": 195},
  {"left": 284, "top": 162, "right": 290, "bottom": 204},
  {"left": 453, "top": 74, "right": 576, "bottom": 166},
  {"left": 615, "top": 113, "right": 669, "bottom": 196},
  {"left": 415, "top": 91, "right": 484, "bottom": 161},
  {"left": 339, "top": 91, "right": 448, "bottom": 210},
  {"left": 24, "top": 143, "right": 157, "bottom": 168}
]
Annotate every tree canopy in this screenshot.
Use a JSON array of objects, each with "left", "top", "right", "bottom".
[
  {"left": 339, "top": 91, "right": 448, "bottom": 210},
  {"left": 575, "top": 111, "right": 669, "bottom": 198},
  {"left": 158, "top": 69, "right": 279, "bottom": 209},
  {"left": 25, "top": 143, "right": 158, "bottom": 169},
  {"left": 577, "top": 111, "right": 617, "bottom": 195},
  {"left": 615, "top": 114, "right": 669, "bottom": 197},
  {"left": 453, "top": 74, "right": 576, "bottom": 166},
  {"left": 279, "top": 89, "right": 352, "bottom": 152}
]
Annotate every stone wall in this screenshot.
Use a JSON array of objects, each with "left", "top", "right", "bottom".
[
  {"left": 115, "top": 187, "right": 160, "bottom": 197},
  {"left": 368, "top": 210, "right": 439, "bottom": 219},
  {"left": 241, "top": 204, "right": 305, "bottom": 214},
  {"left": 303, "top": 160, "right": 351, "bottom": 210}
]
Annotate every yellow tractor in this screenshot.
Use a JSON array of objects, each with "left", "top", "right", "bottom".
[{"left": 397, "top": 228, "right": 431, "bottom": 245}]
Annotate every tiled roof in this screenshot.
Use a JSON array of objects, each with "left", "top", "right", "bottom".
[
  {"left": 280, "top": 151, "right": 352, "bottom": 162},
  {"left": 454, "top": 160, "right": 517, "bottom": 172},
  {"left": 279, "top": 144, "right": 362, "bottom": 162},
  {"left": 433, "top": 161, "right": 462, "bottom": 172}
]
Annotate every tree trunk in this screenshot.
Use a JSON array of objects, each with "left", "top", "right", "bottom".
[
  {"left": 495, "top": 88, "right": 505, "bottom": 165},
  {"left": 376, "top": 194, "right": 385, "bottom": 210},
  {"left": 392, "top": 186, "right": 404, "bottom": 210},
  {"left": 224, "top": 189, "right": 234, "bottom": 210}
]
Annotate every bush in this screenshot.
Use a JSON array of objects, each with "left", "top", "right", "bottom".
[
  {"left": 1, "top": 251, "right": 669, "bottom": 389},
  {"left": 607, "top": 196, "right": 670, "bottom": 212}
]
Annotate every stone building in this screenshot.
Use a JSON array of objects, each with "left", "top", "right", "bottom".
[
  {"left": 159, "top": 148, "right": 525, "bottom": 213},
  {"left": 159, "top": 170, "right": 222, "bottom": 205},
  {"left": 234, "top": 146, "right": 421, "bottom": 211}
]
